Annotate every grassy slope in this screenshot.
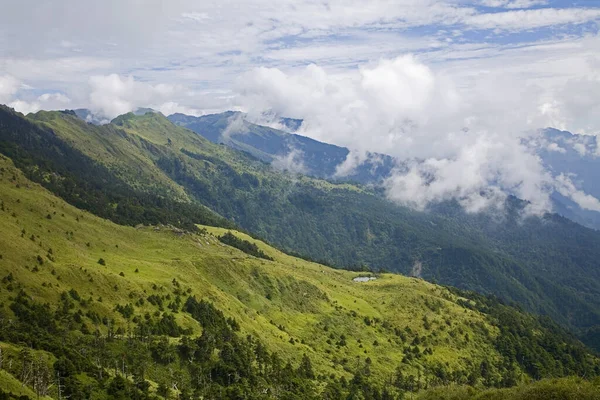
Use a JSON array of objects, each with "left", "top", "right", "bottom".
[
  {"left": 31, "top": 110, "right": 361, "bottom": 204},
  {"left": 0, "top": 370, "right": 53, "bottom": 399},
  {"left": 114, "top": 111, "right": 361, "bottom": 193},
  {"left": 101, "top": 114, "right": 600, "bottom": 344},
  {"left": 29, "top": 111, "right": 190, "bottom": 202},
  {"left": 0, "top": 153, "right": 503, "bottom": 391},
  {"left": 416, "top": 377, "right": 600, "bottom": 400},
  {"left": 0, "top": 342, "right": 54, "bottom": 399}
]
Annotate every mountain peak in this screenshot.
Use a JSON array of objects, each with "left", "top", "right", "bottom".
[
  {"left": 111, "top": 109, "right": 166, "bottom": 126},
  {"left": 134, "top": 107, "right": 159, "bottom": 116}
]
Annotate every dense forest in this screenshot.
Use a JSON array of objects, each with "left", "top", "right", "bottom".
[{"left": 219, "top": 232, "right": 274, "bottom": 260}]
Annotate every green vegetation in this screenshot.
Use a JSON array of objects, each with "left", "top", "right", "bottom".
[
  {"left": 0, "top": 154, "right": 597, "bottom": 398},
  {"left": 415, "top": 377, "right": 600, "bottom": 400},
  {"left": 168, "top": 111, "right": 396, "bottom": 183},
  {"left": 0, "top": 107, "right": 231, "bottom": 232},
  {"left": 219, "top": 231, "right": 274, "bottom": 260}
]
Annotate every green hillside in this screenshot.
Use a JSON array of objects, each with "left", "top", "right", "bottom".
[
  {"left": 0, "top": 106, "right": 599, "bottom": 350},
  {"left": 0, "top": 154, "right": 598, "bottom": 398}
]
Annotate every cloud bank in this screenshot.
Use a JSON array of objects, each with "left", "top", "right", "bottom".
[
  {"left": 238, "top": 54, "right": 599, "bottom": 213},
  {"left": 88, "top": 74, "right": 201, "bottom": 119}
]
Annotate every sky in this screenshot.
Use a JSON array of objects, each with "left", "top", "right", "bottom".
[{"left": 1, "top": 0, "right": 600, "bottom": 212}]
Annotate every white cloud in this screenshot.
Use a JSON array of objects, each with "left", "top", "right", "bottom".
[
  {"left": 88, "top": 74, "right": 183, "bottom": 119},
  {"left": 546, "top": 142, "right": 566, "bottom": 153},
  {"left": 555, "top": 174, "right": 600, "bottom": 212},
  {"left": 17, "top": 92, "right": 73, "bottom": 115},
  {"left": 3, "top": 84, "right": 71, "bottom": 115},
  {"left": 38, "top": 93, "right": 71, "bottom": 104},
  {"left": 8, "top": 100, "right": 40, "bottom": 115},
  {"left": 2, "top": 57, "right": 114, "bottom": 84},
  {"left": 155, "top": 101, "right": 201, "bottom": 117},
  {"left": 334, "top": 151, "right": 370, "bottom": 178},
  {"left": 480, "top": 0, "right": 549, "bottom": 9},
  {"left": 0, "top": 0, "right": 599, "bottom": 119},
  {"left": 181, "top": 12, "right": 210, "bottom": 22},
  {"left": 222, "top": 112, "right": 247, "bottom": 139},
  {"left": 465, "top": 8, "right": 600, "bottom": 31},
  {"left": 552, "top": 75, "right": 600, "bottom": 135},
  {"left": 573, "top": 142, "right": 588, "bottom": 156},
  {"left": 239, "top": 56, "right": 460, "bottom": 158},
  {"left": 272, "top": 148, "right": 308, "bottom": 175},
  {"left": 383, "top": 135, "right": 552, "bottom": 213},
  {"left": 0, "top": 75, "right": 20, "bottom": 104},
  {"left": 238, "top": 53, "right": 600, "bottom": 212}
]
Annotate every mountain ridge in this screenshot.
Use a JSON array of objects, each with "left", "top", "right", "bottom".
[
  {"left": 533, "top": 128, "right": 600, "bottom": 230},
  {"left": 167, "top": 111, "right": 396, "bottom": 184},
  {"left": 167, "top": 111, "right": 600, "bottom": 232}
]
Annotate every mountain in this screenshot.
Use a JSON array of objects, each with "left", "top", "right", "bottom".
[
  {"left": 134, "top": 107, "right": 159, "bottom": 116},
  {"left": 527, "top": 128, "right": 600, "bottom": 230},
  {"left": 277, "top": 116, "right": 304, "bottom": 132},
  {"left": 165, "top": 113, "right": 600, "bottom": 335},
  {"left": 0, "top": 152, "right": 598, "bottom": 398},
  {"left": 73, "top": 108, "right": 160, "bottom": 125},
  {"left": 2, "top": 106, "right": 600, "bottom": 352},
  {"left": 170, "top": 113, "right": 600, "bottom": 234},
  {"left": 168, "top": 111, "right": 395, "bottom": 184},
  {"left": 72, "top": 108, "right": 108, "bottom": 125},
  {"left": 77, "top": 108, "right": 600, "bottom": 236}
]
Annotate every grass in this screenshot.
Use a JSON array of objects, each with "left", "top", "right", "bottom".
[
  {"left": 0, "top": 369, "right": 54, "bottom": 399},
  {"left": 29, "top": 110, "right": 191, "bottom": 202},
  {"left": 105, "top": 111, "right": 365, "bottom": 193},
  {"left": 415, "top": 377, "right": 600, "bottom": 400}
]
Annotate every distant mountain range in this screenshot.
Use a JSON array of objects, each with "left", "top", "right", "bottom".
[
  {"left": 73, "top": 109, "right": 600, "bottom": 231},
  {"left": 528, "top": 128, "right": 600, "bottom": 230},
  {"left": 168, "top": 111, "right": 396, "bottom": 184},
  {"left": 166, "top": 111, "right": 600, "bottom": 232}
]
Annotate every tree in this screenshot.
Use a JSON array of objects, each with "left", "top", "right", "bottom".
[{"left": 297, "top": 354, "right": 315, "bottom": 379}]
